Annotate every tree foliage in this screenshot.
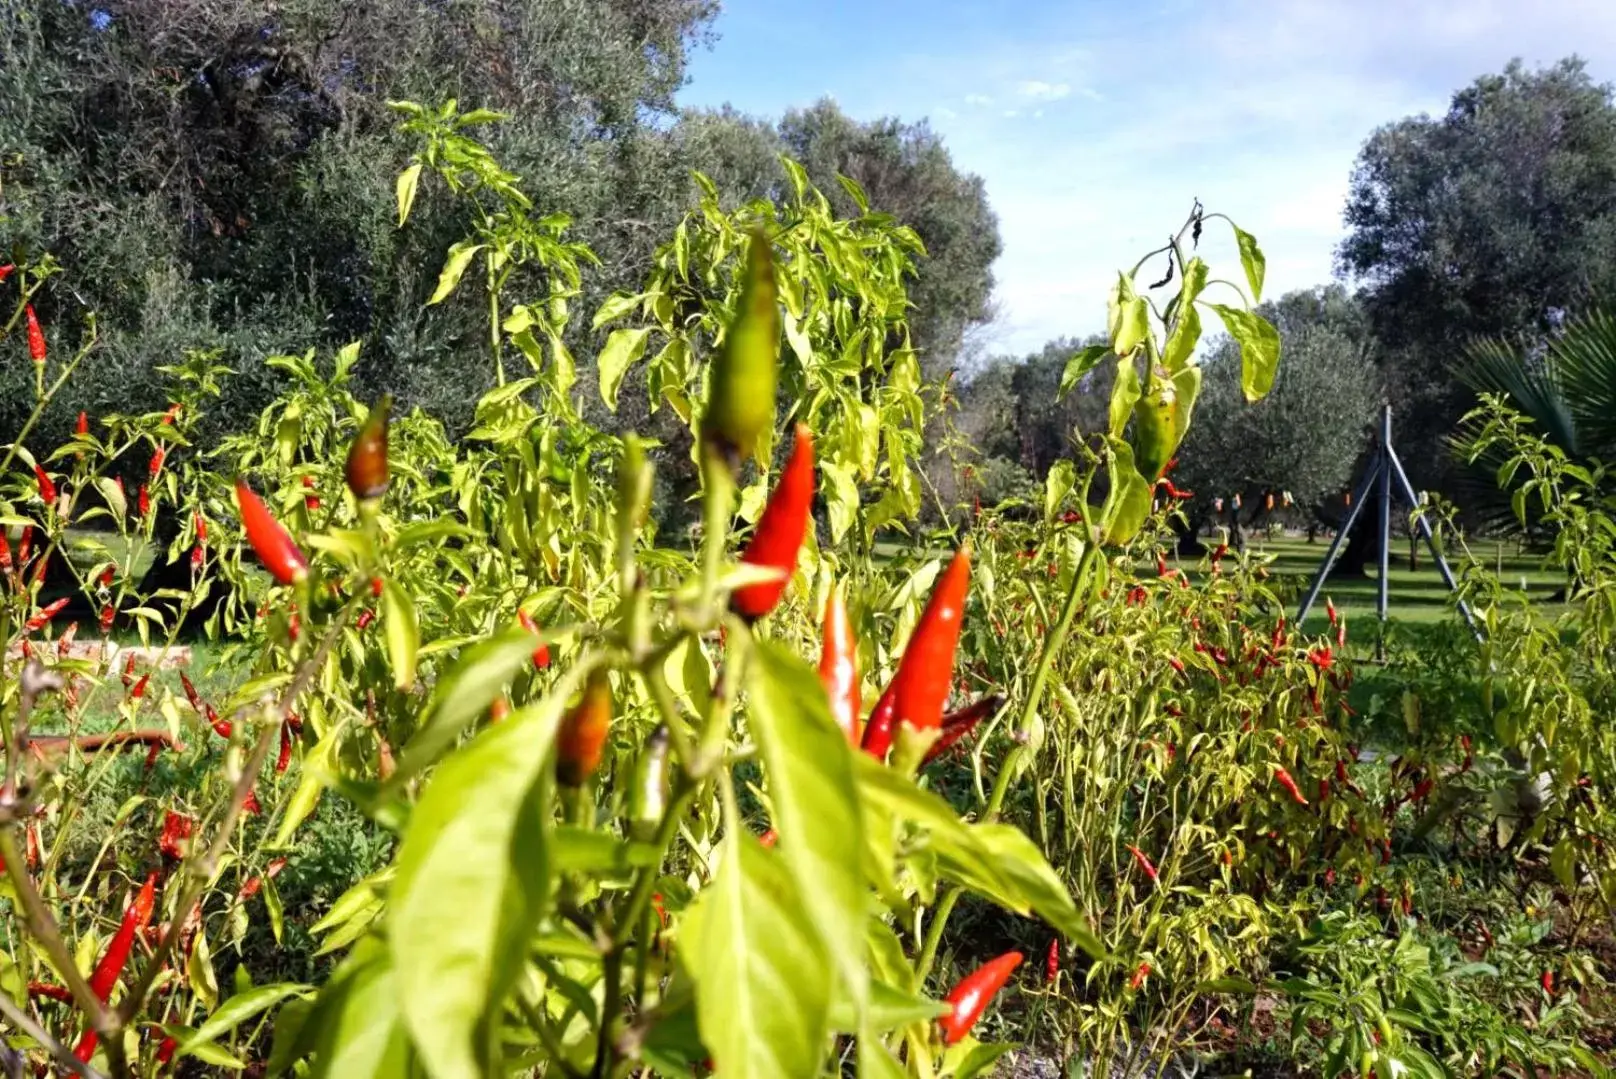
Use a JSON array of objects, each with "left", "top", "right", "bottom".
[{"left": 1338, "top": 57, "right": 1616, "bottom": 490}]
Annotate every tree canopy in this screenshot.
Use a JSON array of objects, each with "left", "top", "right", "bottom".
[{"left": 1338, "top": 56, "right": 1616, "bottom": 490}]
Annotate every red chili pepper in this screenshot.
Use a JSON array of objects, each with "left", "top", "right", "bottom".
[
  {"left": 759, "top": 829, "right": 778, "bottom": 848},
  {"left": 241, "top": 788, "right": 261, "bottom": 816},
  {"left": 1541, "top": 970, "right": 1555, "bottom": 994},
  {"left": 33, "top": 463, "right": 55, "bottom": 506},
  {"left": 137, "top": 483, "right": 151, "bottom": 518},
  {"left": 0, "top": 531, "right": 10, "bottom": 574},
  {"left": 818, "top": 585, "right": 860, "bottom": 744},
  {"left": 1326, "top": 597, "right": 1337, "bottom": 626},
  {"left": 889, "top": 547, "right": 970, "bottom": 735},
  {"left": 121, "top": 652, "right": 137, "bottom": 688},
  {"left": 1128, "top": 962, "right": 1152, "bottom": 991},
  {"left": 940, "top": 951, "right": 1023, "bottom": 1045},
  {"left": 1336, "top": 617, "right": 1347, "bottom": 649},
  {"left": 303, "top": 474, "right": 321, "bottom": 512},
  {"left": 28, "top": 981, "right": 74, "bottom": 1004},
  {"left": 25, "top": 304, "right": 45, "bottom": 363},
  {"left": 928, "top": 695, "right": 1004, "bottom": 753},
  {"left": 74, "top": 411, "right": 89, "bottom": 439},
  {"left": 276, "top": 720, "right": 293, "bottom": 773},
  {"left": 731, "top": 424, "right": 814, "bottom": 620},
  {"left": 148, "top": 447, "right": 165, "bottom": 482},
  {"left": 370, "top": 576, "right": 384, "bottom": 598},
  {"left": 860, "top": 681, "right": 897, "bottom": 760},
  {"left": 1324, "top": 867, "right": 1337, "bottom": 887},
  {"left": 0, "top": 265, "right": 12, "bottom": 282},
  {"left": 130, "top": 673, "right": 151, "bottom": 701},
  {"left": 1168, "top": 656, "right": 1186, "bottom": 675},
  {"left": 1045, "top": 938, "right": 1060, "bottom": 984},
  {"left": 73, "top": 872, "right": 159, "bottom": 1061},
  {"left": 23, "top": 597, "right": 69, "bottom": 633},
  {"left": 517, "top": 609, "right": 551, "bottom": 669},
  {"left": 557, "top": 669, "right": 612, "bottom": 786},
  {"left": 239, "top": 857, "right": 287, "bottom": 901},
  {"left": 159, "top": 811, "right": 194, "bottom": 861},
  {"left": 1411, "top": 777, "right": 1434, "bottom": 802},
  {"left": 202, "top": 705, "right": 230, "bottom": 739},
  {"left": 345, "top": 396, "right": 393, "bottom": 502},
  {"left": 1459, "top": 733, "right": 1474, "bottom": 774},
  {"left": 489, "top": 696, "right": 510, "bottom": 724},
  {"left": 1274, "top": 766, "right": 1309, "bottom": 806},
  {"left": 55, "top": 621, "right": 79, "bottom": 657},
  {"left": 190, "top": 545, "right": 204, "bottom": 572},
  {"left": 235, "top": 479, "right": 309, "bottom": 586},
  {"left": 193, "top": 511, "right": 207, "bottom": 545},
  {"left": 1126, "top": 844, "right": 1160, "bottom": 883},
  {"left": 1318, "top": 778, "right": 1331, "bottom": 803},
  {"left": 1308, "top": 644, "right": 1333, "bottom": 671},
  {"left": 356, "top": 608, "right": 375, "bottom": 632}
]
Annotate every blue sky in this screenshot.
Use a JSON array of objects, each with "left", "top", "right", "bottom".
[{"left": 680, "top": 0, "right": 1616, "bottom": 357}]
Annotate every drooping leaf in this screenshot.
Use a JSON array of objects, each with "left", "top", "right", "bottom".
[
  {"left": 291, "top": 938, "right": 414, "bottom": 1078},
  {"left": 598, "top": 327, "right": 652, "bottom": 411},
  {"left": 392, "top": 628, "right": 541, "bottom": 781},
  {"left": 1100, "top": 439, "right": 1153, "bottom": 546},
  {"left": 1109, "top": 273, "right": 1151, "bottom": 358},
  {"left": 1109, "top": 356, "right": 1141, "bottom": 441},
  {"left": 747, "top": 641, "right": 867, "bottom": 1007},
  {"left": 395, "top": 164, "right": 423, "bottom": 228},
  {"left": 1208, "top": 304, "right": 1281, "bottom": 402},
  {"left": 427, "top": 242, "right": 486, "bottom": 306},
  {"left": 1059, "top": 345, "right": 1110, "bottom": 400},
  {"left": 682, "top": 836, "right": 831, "bottom": 1079},
  {"left": 390, "top": 663, "right": 591, "bottom": 1079},
  {"left": 1231, "top": 224, "right": 1266, "bottom": 303},
  {"left": 178, "top": 983, "right": 314, "bottom": 1061},
  {"left": 380, "top": 579, "right": 418, "bottom": 692}
]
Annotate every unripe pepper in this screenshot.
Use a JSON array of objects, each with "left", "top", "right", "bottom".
[
  {"left": 703, "top": 231, "right": 778, "bottom": 463},
  {"left": 234, "top": 478, "right": 308, "bottom": 585},
  {"left": 557, "top": 669, "right": 612, "bottom": 786},
  {"left": 25, "top": 304, "right": 45, "bottom": 363},
  {"left": 816, "top": 583, "right": 859, "bottom": 744},
  {"left": 732, "top": 424, "right": 813, "bottom": 620},
  {"left": 74, "top": 872, "right": 159, "bottom": 1061},
  {"left": 344, "top": 395, "right": 392, "bottom": 502},
  {"left": 628, "top": 723, "right": 670, "bottom": 841},
  {"left": 940, "top": 950, "right": 1023, "bottom": 1045},
  {"left": 889, "top": 547, "right": 971, "bottom": 734}
]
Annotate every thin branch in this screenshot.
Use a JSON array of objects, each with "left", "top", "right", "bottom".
[{"left": 0, "top": 991, "right": 105, "bottom": 1079}]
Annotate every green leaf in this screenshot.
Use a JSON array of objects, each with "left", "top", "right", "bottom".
[
  {"left": 294, "top": 939, "right": 414, "bottom": 1078},
  {"left": 273, "top": 721, "right": 347, "bottom": 847},
  {"left": 95, "top": 477, "right": 127, "bottom": 521},
  {"left": 1207, "top": 304, "right": 1281, "bottom": 402},
  {"left": 380, "top": 579, "right": 418, "bottom": 692},
  {"left": 598, "top": 327, "right": 652, "bottom": 411},
  {"left": 1100, "top": 439, "right": 1153, "bottom": 546},
  {"left": 1058, "top": 345, "right": 1109, "bottom": 399},
  {"left": 1110, "top": 274, "right": 1150, "bottom": 358},
  {"left": 392, "top": 628, "right": 539, "bottom": 782},
  {"left": 830, "top": 981, "right": 947, "bottom": 1033},
  {"left": 822, "top": 461, "right": 860, "bottom": 544},
  {"left": 395, "top": 163, "right": 423, "bottom": 228},
  {"left": 748, "top": 642, "right": 867, "bottom": 1007},
  {"left": 1109, "top": 356, "right": 1141, "bottom": 441},
  {"left": 965, "top": 823, "right": 1103, "bottom": 959},
  {"left": 552, "top": 826, "right": 660, "bottom": 874},
  {"left": 857, "top": 1036, "right": 908, "bottom": 1079},
  {"left": 1231, "top": 224, "right": 1266, "bottom": 303},
  {"left": 591, "top": 292, "right": 642, "bottom": 330},
  {"left": 682, "top": 835, "right": 831, "bottom": 1079},
  {"left": 390, "top": 662, "right": 592, "bottom": 1079},
  {"left": 1550, "top": 836, "right": 1577, "bottom": 890},
  {"left": 178, "top": 983, "right": 313, "bottom": 1060},
  {"left": 426, "top": 242, "right": 486, "bottom": 306},
  {"left": 1161, "top": 293, "right": 1202, "bottom": 370}
]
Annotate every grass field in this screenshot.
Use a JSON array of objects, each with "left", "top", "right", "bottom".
[{"left": 1232, "top": 533, "right": 1562, "bottom": 632}]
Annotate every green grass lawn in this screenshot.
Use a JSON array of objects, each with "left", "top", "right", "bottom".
[{"left": 1241, "top": 533, "right": 1562, "bottom": 633}]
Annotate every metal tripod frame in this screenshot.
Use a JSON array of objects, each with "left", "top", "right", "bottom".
[{"left": 1295, "top": 406, "right": 1481, "bottom": 647}]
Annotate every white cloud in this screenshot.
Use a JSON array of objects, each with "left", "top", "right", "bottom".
[
  {"left": 1002, "top": 109, "right": 1020, "bottom": 118},
  {"left": 935, "top": 106, "right": 959, "bottom": 120},
  {"left": 1017, "top": 80, "right": 1071, "bottom": 101},
  {"left": 964, "top": 93, "right": 993, "bottom": 106}
]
